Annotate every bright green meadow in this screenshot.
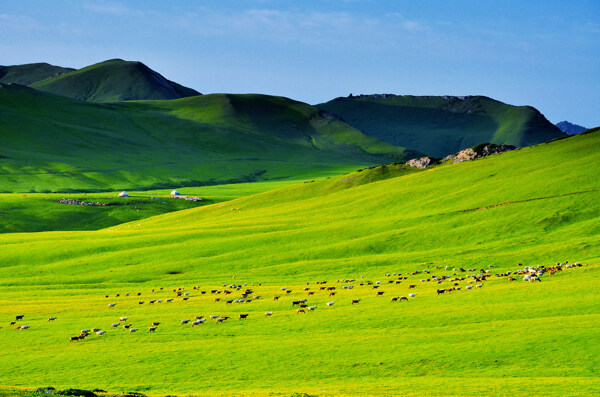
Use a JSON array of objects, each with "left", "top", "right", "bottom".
[{"left": 0, "top": 130, "right": 598, "bottom": 396}]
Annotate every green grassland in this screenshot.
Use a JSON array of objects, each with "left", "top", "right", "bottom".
[
  {"left": 0, "top": 83, "right": 416, "bottom": 193},
  {"left": 317, "top": 94, "right": 566, "bottom": 157},
  {"left": 0, "top": 180, "right": 309, "bottom": 234},
  {"left": 0, "top": 130, "right": 598, "bottom": 395}
]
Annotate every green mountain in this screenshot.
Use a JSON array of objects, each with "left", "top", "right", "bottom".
[
  {"left": 317, "top": 94, "right": 566, "bottom": 157},
  {"left": 0, "top": 62, "right": 74, "bottom": 85},
  {"left": 29, "top": 59, "right": 201, "bottom": 102},
  {"left": 0, "top": 83, "right": 418, "bottom": 192}
]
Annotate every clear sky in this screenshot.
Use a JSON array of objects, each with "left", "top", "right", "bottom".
[{"left": 1, "top": 0, "right": 599, "bottom": 127}]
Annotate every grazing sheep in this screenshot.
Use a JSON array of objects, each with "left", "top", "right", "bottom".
[
  {"left": 399, "top": 296, "right": 408, "bottom": 301},
  {"left": 239, "top": 314, "right": 249, "bottom": 319},
  {"left": 466, "top": 285, "right": 473, "bottom": 290},
  {"left": 122, "top": 324, "right": 132, "bottom": 329},
  {"left": 265, "top": 312, "right": 273, "bottom": 316},
  {"left": 166, "top": 298, "right": 173, "bottom": 302},
  {"left": 181, "top": 319, "right": 190, "bottom": 325},
  {"left": 92, "top": 328, "right": 101, "bottom": 333},
  {"left": 96, "top": 330, "right": 106, "bottom": 335},
  {"left": 377, "top": 291, "right": 385, "bottom": 296},
  {"left": 108, "top": 303, "right": 116, "bottom": 308},
  {"left": 391, "top": 297, "right": 399, "bottom": 302},
  {"left": 119, "top": 317, "right": 128, "bottom": 321},
  {"left": 48, "top": 317, "right": 57, "bottom": 321},
  {"left": 308, "top": 306, "right": 317, "bottom": 311},
  {"left": 351, "top": 299, "right": 361, "bottom": 304},
  {"left": 129, "top": 328, "right": 138, "bottom": 333},
  {"left": 111, "top": 323, "right": 119, "bottom": 328},
  {"left": 15, "top": 315, "right": 24, "bottom": 321},
  {"left": 70, "top": 336, "right": 81, "bottom": 342},
  {"left": 192, "top": 320, "right": 205, "bottom": 326},
  {"left": 297, "top": 308, "right": 305, "bottom": 313},
  {"left": 409, "top": 285, "right": 417, "bottom": 289},
  {"left": 476, "top": 284, "right": 483, "bottom": 288},
  {"left": 210, "top": 315, "right": 219, "bottom": 319},
  {"left": 20, "top": 325, "right": 30, "bottom": 330},
  {"left": 81, "top": 329, "right": 90, "bottom": 334},
  {"left": 273, "top": 296, "right": 280, "bottom": 300},
  {"left": 326, "top": 302, "right": 335, "bottom": 306}
]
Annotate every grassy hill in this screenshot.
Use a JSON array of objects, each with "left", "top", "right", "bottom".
[
  {"left": 29, "top": 59, "right": 200, "bottom": 102},
  {"left": 0, "top": 62, "right": 74, "bottom": 85},
  {"left": 0, "top": 83, "right": 417, "bottom": 193},
  {"left": 0, "top": 130, "right": 597, "bottom": 395},
  {"left": 317, "top": 94, "right": 566, "bottom": 157}
]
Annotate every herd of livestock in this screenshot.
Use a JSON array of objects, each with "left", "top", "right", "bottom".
[{"left": 3, "top": 261, "right": 584, "bottom": 340}]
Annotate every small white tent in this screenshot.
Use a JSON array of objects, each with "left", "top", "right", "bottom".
[
  {"left": 118, "top": 191, "right": 129, "bottom": 197},
  {"left": 171, "top": 190, "right": 180, "bottom": 196}
]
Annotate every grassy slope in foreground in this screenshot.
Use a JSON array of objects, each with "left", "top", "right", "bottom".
[
  {"left": 0, "top": 84, "right": 416, "bottom": 192},
  {"left": 29, "top": 59, "right": 200, "bottom": 102},
  {"left": 0, "top": 130, "right": 597, "bottom": 395},
  {"left": 317, "top": 94, "right": 566, "bottom": 157}
]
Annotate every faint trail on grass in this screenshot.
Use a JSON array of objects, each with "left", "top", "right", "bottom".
[{"left": 454, "top": 190, "right": 596, "bottom": 214}]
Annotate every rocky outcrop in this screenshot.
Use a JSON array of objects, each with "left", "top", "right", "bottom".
[
  {"left": 406, "top": 157, "right": 434, "bottom": 169},
  {"left": 443, "top": 143, "right": 517, "bottom": 164}
]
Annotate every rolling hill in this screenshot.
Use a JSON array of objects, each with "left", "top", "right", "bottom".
[
  {"left": 29, "top": 59, "right": 201, "bottom": 102},
  {"left": 317, "top": 94, "right": 566, "bottom": 157},
  {"left": 0, "top": 62, "right": 74, "bottom": 85},
  {"left": 0, "top": 129, "right": 597, "bottom": 396},
  {"left": 0, "top": 83, "right": 418, "bottom": 192}
]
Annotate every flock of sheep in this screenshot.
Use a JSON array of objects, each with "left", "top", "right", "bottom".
[{"left": 4, "top": 261, "right": 583, "bottom": 339}]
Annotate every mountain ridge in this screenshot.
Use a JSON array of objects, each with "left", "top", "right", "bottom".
[{"left": 317, "top": 94, "right": 566, "bottom": 157}]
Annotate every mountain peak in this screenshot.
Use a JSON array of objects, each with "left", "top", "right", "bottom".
[
  {"left": 28, "top": 59, "right": 201, "bottom": 102},
  {"left": 556, "top": 121, "right": 587, "bottom": 135}
]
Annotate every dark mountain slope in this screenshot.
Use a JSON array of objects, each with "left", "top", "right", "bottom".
[
  {"left": 0, "top": 62, "right": 74, "bottom": 85},
  {"left": 317, "top": 94, "right": 566, "bottom": 157}
]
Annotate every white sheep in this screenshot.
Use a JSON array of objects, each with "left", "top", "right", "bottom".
[{"left": 326, "top": 302, "right": 334, "bottom": 306}]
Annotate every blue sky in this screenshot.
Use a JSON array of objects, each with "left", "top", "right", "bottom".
[{"left": 1, "top": 0, "right": 599, "bottom": 126}]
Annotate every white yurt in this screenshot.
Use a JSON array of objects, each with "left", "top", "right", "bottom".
[
  {"left": 117, "top": 191, "right": 129, "bottom": 197},
  {"left": 171, "top": 190, "right": 180, "bottom": 196}
]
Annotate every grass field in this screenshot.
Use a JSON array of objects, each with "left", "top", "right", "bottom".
[{"left": 0, "top": 130, "right": 598, "bottom": 395}]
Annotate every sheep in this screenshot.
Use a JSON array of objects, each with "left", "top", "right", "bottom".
[
  {"left": 81, "top": 329, "right": 90, "bottom": 334},
  {"left": 119, "top": 317, "right": 128, "bottom": 322},
  {"left": 308, "top": 306, "right": 317, "bottom": 311},
  {"left": 377, "top": 291, "right": 385, "bottom": 296},
  {"left": 111, "top": 323, "right": 119, "bottom": 328},
  {"left": 70, "top": 336, "right": 81, "bottom": 342},
  {"left": 399, "top": 296, "right": 408, "bottom": 301},
  {"left": 129, "top": 328, "right": 138, "bottom": 333},
  {"left": 351, "top": 299, "right": 361, "bottom": 304},
  {"left": 210, "top": 315, "right": 219, "bottom": 319},
  {"left": 122, "top": 324, "right": 132, "bottom": 329},
  {"left": 239, "top": 314, "right": 249, "bottom": 319},
  {"left": 48, "top": 317, "right": 57, "bottom": 321},
  {"left": 181, "top": 319, "right": 190, "bottom": 325},
  {"left": 391, "top": 297, "right": 399, "bottom": 302},
  {"left": 92, "top": 328, "right": 101, "bottom": 333},
  {"left": 466, "top": 285, "right": 473, "bottom": 290},
  {"left": 15, "top": 315, "right": 24, "bottom": 321},
  {"left": 273, "top": 296, "right": 280, "bottom": 300},
  {"left": 409, "top": 293, "right": 416, "bottom": 298},
  {"left": 108, "top": 303, "right": 116, "bottom": 308},
  {"left": 20, "top": 325, "right": 30, "bottom": 330},
  {"left": 476, "top": 284, "right": 483, "bottom": 288},
  {"left": 216, "top": 317, "right": 229, "bottom": 323},
  {"left": 326, "top": 302, "right": 335, "bottom": 306},
  {"left": 265, "top": 311, "right": 273, "bottom": 316},
  {"left": 148, "top": 326, "right": 157, "bottom": 332},
  {"left": 96, "top": 330, "right": 106, "bottom": 335},
  {"left": 192, "top": 319, "right": 205, "bottom": 326}
]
